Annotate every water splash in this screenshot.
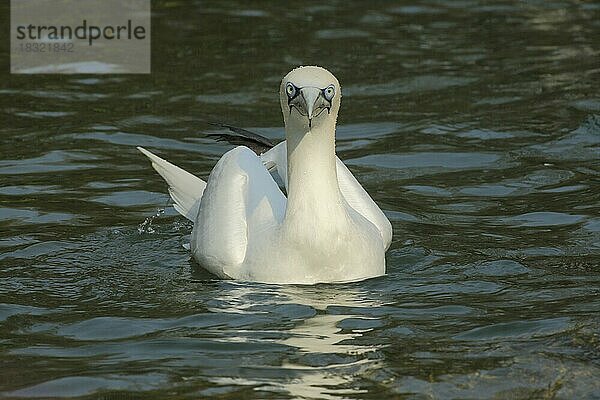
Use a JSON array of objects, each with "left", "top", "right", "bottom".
[{"left": 137, "top": 208, "right": 165, "bottom": 234}]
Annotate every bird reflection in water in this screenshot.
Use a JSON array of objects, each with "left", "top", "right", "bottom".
[{"left": 199, "top": 282, "right": 385, "bottom": 399}]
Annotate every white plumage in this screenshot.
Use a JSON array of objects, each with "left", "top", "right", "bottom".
[
  {"left": 137, "top": 147, "right": 206, "bottom": 221},
  {"left": 138, "top": 66, "right": 392, "bottom": 284}
]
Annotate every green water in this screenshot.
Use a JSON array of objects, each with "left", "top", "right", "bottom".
[{"left": 1, "top": 1, "right": 599, "bottom": 398}]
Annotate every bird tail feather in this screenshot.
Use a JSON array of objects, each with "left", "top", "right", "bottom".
[{"left": 137, "top": 147, "right": 206, "bottom": 222}]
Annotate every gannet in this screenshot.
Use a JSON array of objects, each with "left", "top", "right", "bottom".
[{"left": 138, "top": 66, "right": 392, "bottom": 284}]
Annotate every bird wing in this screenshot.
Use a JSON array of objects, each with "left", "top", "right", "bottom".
[
  {"left": 137, "top": 147, "right": 206, "bottom": 221},
  {"left": 204, "top": 122, "right": 281, "bottom": 154},
  {"left": 336, "top": 159, "right": 393, "bottom": 249},
  {"left": 191, "top": 146, "right": 286, "bottom": 278},
  {"left": 260, "top": 141, "right": 392, "bottom": 249}
]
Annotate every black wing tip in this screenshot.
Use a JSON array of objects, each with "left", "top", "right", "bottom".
[{"left": 203, "top": 121, "right": 281, "bottom": 154}]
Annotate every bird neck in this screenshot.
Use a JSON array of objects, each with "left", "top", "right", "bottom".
[{"left": 284, "top": 119, "right": 344, "bottom": 221}]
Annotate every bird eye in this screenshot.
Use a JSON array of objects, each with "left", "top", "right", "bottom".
[
  {"left": 323, "top": 84, "right": 335, "bottom": 101},
  {"left": 286, "top": 82, "right": 296, "bottom": 98}
]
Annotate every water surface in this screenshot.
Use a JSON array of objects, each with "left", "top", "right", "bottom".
[{"left": 1, "top": 1, "right": 599, "bottom": 398}]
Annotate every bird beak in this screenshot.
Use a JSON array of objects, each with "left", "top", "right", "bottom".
[
  {"left": 300, "top": 87, "right": 322, "bottom": 125},
  {"left": 289, "top": 87, "right": 331, "bottom": 129}
]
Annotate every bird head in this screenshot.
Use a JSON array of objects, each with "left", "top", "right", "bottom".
[{"left": 280, "top": 66, "right": 341, "bottom": 132}]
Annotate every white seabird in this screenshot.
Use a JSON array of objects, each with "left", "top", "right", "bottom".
[{"left": 138, "top": 66, "right": 392, "bottom": 284}]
